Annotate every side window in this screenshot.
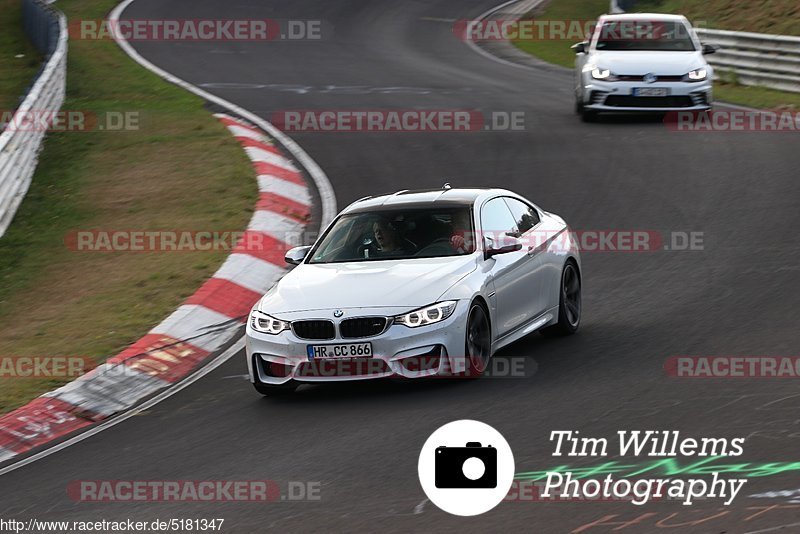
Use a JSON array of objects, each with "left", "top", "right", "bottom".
[
  {"left": 503, "top": 198, "right": 541, "bottom": 235},
  {"left": 480, "top": 198, "right": 518, "bottom": 238}
]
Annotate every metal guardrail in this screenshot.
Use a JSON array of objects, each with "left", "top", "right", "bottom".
[
  {"left": 695, "top": 28, "right": 800, "bottom": 94},
  {"left": 0, "top": 0, "right": 67, "bottom": 238}
]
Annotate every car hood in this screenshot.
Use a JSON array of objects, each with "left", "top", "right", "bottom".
[
  {"left": 257, "top": 256, "right": 478, "bottom": 314},
  {"left": 589, "top": 50, "right": 705, "bottom": 75}
]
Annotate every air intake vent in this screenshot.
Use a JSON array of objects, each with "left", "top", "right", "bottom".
[
  {"left": 590, "top": 91, "right": 609, "bottom": 105},
  {"left": 689, "top": 92, "right": 708, "bottom": 106}
]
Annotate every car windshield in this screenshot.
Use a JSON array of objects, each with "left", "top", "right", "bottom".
[
  {"left": 308, "top": 207, "right": 475, "bottom": 263},
  {"left": 595, "top": 20, "right": 696, "bottom": 51}
]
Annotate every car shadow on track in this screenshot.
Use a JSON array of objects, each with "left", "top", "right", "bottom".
[{"left": 583, "top": 112, "right": 671, "bottom": 125}]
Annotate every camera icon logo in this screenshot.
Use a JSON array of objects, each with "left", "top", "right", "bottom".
[
  {"left": 435, "top": 442, "right": 497, "bottom": 489},
  {"left": 418, "top": 420, "right": 515, "bottom": 516}
]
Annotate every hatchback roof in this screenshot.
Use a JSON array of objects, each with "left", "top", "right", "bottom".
[{"left": 598, "top": 13, "right": 689, "bottom": 23}]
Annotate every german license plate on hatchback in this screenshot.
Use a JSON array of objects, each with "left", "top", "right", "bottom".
[
  {"left": 633, "top": 87, "right": 670, "bottom": 97},
  {"left": 307, "top": 342, "right": 372, "bottom": 359}
]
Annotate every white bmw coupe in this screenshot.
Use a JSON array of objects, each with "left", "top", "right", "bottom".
[{"left": 245, "top": 187, "right": 581, "bottom": 395}]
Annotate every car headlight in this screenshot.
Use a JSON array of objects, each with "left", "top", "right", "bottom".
[
  {"left": 585, "top": 64, "right": 616, "bottom": 81},
  {"left": 250, "top": 310, "right": 290, "bottom": 335},
  {"left": 394, "top": 301, "right": 457, "bottom": 328},
  {"left": 686, "top": 68, "right": 708, "bottom": 81}
]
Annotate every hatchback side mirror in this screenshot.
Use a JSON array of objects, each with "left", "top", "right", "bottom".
[
  {"left": 285, "top": 245, "right": 312, "bottom": 265},
  {"left": 485, "top": 235, "right": 522, "bottom": 259},
  {"left": 702, "top": 43, "right": 718, "bottom": 55},
  {"left": 572, "top": 41, "right": 588, "bottom": 54}
]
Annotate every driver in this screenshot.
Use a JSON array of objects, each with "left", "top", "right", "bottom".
[
  {"left": 449, "top": 211, "right": 475, "bottom": 254},
  {"left": 372, "top": 218, "right": 416, "bottom": 256}
]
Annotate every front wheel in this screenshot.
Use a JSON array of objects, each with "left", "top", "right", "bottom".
[
  {"left": 464, "top": 303, "right": 491, "bottom": 377},
  {"left": 581, "top": 108, "right": 598, "bottom": 122},
  {"left": 541, "top": 261, "right": 581, "bottom": 336}
]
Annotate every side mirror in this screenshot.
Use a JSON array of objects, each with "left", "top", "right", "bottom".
[
  {"left": 285, "top": 245, "right": 312, "bottom": 265},
  {"left": 702, "top": 43, "right": 718, "bottom": 55},
  {"left": 485, "top": 234, "right": 522, "bottom": 259},
  {"left": 572, "top": 41, "right": 588, "bottom": 54}
]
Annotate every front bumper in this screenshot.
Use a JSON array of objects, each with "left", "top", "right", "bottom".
[
  {"left": 582, "top": 79, "right": 713, "bottom": 112},
  {"left": 245, "top": 303, "right": 469, "bottom": 384}
]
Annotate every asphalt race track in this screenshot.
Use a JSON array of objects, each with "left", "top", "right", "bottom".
[{"left": 2, "top": 1, "right": 800, "bottom": 532}]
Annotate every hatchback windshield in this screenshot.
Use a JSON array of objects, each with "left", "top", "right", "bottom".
[
  {"left": 309, "top": 207, "right": 475, "bottom": 263},
  {"left": 595, "top": 20, "right": 696, "bottom": 51}
]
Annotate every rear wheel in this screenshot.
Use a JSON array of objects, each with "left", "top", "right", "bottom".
[
  {"left": 464, "top": 302, "right": 491, "bottom": 377},
  {"left": 541, "top": 261, "right": 581, "bottom": 336},
  {"left": 253, "top": 382, "right": 298, "bottom": 396}
]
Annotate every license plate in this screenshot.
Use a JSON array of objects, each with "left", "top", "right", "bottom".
[
  {"left": 633, "top": 87, "right": 670, "bottom": 97},
  {"left": 307, "top": 342, "right": 372, "bottom": 359}
]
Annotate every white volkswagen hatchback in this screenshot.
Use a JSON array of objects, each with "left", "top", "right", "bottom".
[
  {"left": 573, "top": 13, "right": 715, "bottom": 121},
  {"left": 245, "top": 187, "right": 582, "bottom": 395}
]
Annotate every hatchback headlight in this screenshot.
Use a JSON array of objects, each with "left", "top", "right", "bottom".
[
  {"left": 686, "top": 68, "right": 708, "bottom": 81},
  {"left": 394, "top": 301, "right": 457, "bottom": 328},
  {"left": 585, "top": 64, "right": 616, "bottom": 81},
  {"left": 250, "top": 310, "right": 289, "bottom": 335}
]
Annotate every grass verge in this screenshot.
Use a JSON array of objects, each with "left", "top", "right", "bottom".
[
  {"left": 0, "top": 0, "right": 257, "bottom": 414},
  {"left": 512, "top": 0, "right": 800, "bottom": 109},
  {"left": 636, "top": 0, "right": 800, "bottom": 36},
  {"left": 0, "top": 0, "right": 42, "bottom": 114}
]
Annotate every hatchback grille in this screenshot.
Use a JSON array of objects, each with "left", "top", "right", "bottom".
[
  {"left": 292, "top": 320, "right": 335, "bottom": 340},
  {"left": 340, "top": 317, "right": 388, "bottom": 338},
  {"left": 615, "top": 75, "right": 684, "bottom": 82},
  {"left": 604, "top": 95, "right": 694, "bottom": 108}
]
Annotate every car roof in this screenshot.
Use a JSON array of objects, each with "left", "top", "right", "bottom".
[
  {"left": 598, "top": 13, "right": 689, "bottom": 23},
  {"left": 342, "top": 188, "right": 513, "bottom": 214}
]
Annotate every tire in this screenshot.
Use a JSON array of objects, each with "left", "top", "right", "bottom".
[
  {"left": 541, "top": 261, "right": 581, "bottom": 337},
  {"left": 253, "top": 382, "right": 298, "bottom": 396},
  {"left": 575, "top": 96, "right": 584, "bottom": 115},
  {"left": 581, "top": 108, "right": 598, "bottom": 122},
  {"left": 464, "top": 302, "right": 491, "bottom": 378}
]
